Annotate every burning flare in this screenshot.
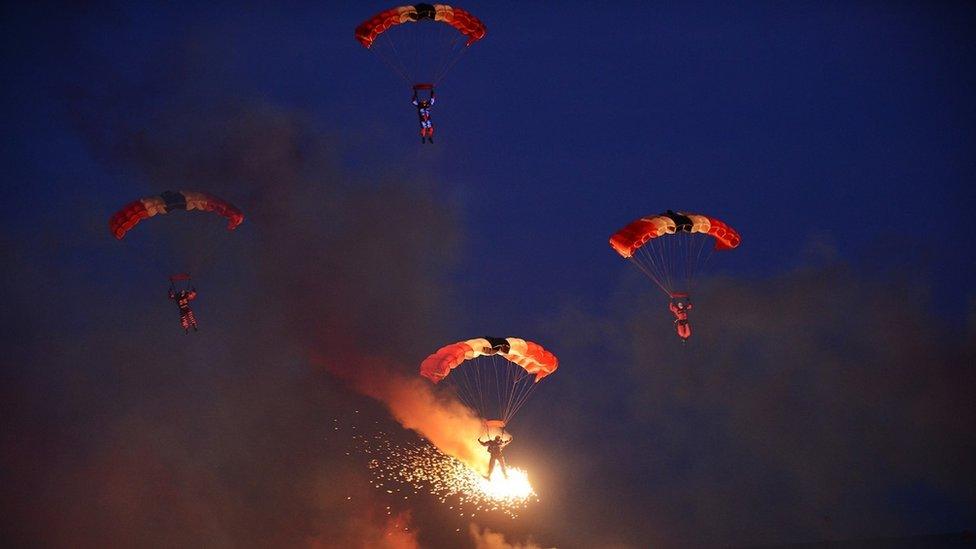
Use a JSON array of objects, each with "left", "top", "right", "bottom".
[{"left": 355, "top": 431, "right": 537, "bottom": 519}]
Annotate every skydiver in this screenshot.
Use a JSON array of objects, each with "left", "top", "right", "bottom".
[
  {"left": 478, "top": 433, "right": 512, "bottom": 479},
  {"left": 669, "top": 294, "right": 693, "bottom": 341},
  {"left": 168, "top": 285, "right": 199, "bottom": 333},
  {"left": 412, "top": 87, "right": 435, "bottom": 144}
]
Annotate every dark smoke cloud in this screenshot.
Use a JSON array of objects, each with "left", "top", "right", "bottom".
[
  {"left": 1, "top": 16, "right": 477, "bottom": 547},
  {"left": 4, "top": 6, "right": 974, "bottom": 549},
  {"left": 526, "top": 259, "right": 976, "bottom": 547}
]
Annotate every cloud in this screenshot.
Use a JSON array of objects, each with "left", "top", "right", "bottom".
[
  {"left": 531, "top": 263, "right": 976, "bottom": 546},
  {"left": 469, "top": 523, "right": 548, "bottom": 549}
]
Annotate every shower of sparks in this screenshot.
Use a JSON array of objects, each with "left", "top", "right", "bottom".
[{"left": 353, "top": 431, "right": 538, "bottom": 519}]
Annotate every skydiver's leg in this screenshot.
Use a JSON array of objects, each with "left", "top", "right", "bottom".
[
  {"left": 499, "top": 456, "right": 508, "bottom": 479},
  {"left": 181, "top": 314, "right": 190, "bottom": 334},
  {"left": 187, "top": 310, "right": 198, "bottom": 331},
  {"left": 487, "top": 456, "right": 497, "bottom": 478}
]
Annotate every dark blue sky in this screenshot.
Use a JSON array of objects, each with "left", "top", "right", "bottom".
[
  {"left": 4, "top": 1, "right": 975, "bottom": 322},
  {"left": 3, "top": 2, "right": 975, "bottom": 547}
]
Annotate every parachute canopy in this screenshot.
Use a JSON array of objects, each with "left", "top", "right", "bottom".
[
  {"left": 109, "top": 190, "right": 244, "bottom": 240},
  {"left": 355, "top": 4, "right": 486, "bottom": 49},
  {"left": 610, "top": 211, "right": 740, "bottom": 258},
  {"left": 355, "top": 3, "right": 485, "bottom": 88},
  {"left": 421, "top": 337, "right": 558, "bottom": 426},
  {"left": 609, "top": 210, "right": 740, "bottom": 296},
  {"left": 421, "top": 337, "right": 558, "bottom": 383}
]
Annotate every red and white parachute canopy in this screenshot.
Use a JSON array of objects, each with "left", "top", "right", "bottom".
[
  {"left": 109, "top": 190, "right": 244, "bottom": 240},
  {"left": 609, "top": 210, "right": 740, "bottom": 297},
  {"left": 421, "top": 337, "right": 557, "bottom": 428},
  {"left": 355, "top": 3, "right": 486, "bottom": 87}
]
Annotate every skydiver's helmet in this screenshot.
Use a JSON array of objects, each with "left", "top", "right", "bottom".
[
  {"left": 494, "top": 436, "right": 502, "bottom": 442},
  {"left": 418, "top": 100, "right": 430, "bottom": 108}
]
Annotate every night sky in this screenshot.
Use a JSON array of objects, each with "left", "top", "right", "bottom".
[{"left": 2, "top": 2, "right": 975, "bottom": 548}]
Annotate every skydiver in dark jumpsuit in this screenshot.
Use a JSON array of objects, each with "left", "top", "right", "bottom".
[
  {"left": 412, "top": 88, "right": 435, "bottom": 143},
  {"left": 169, "top": 287, "right": 198, "bottom": 333},
  {"left": 478, "top": 434, "right": 512, "bottom": 479}
]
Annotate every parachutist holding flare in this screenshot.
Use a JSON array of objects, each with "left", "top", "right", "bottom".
[
  {"left": 669, "top": 294, "right": 692, "bottom": 341},
  {"left": 412, "top": 87, "right": 435, "bottom": 143},
  {"left": 479, "top": 434, "right": 512, "bottom": 480},
  {"left": 169, "top": 284, "right": 198, "bottom": 333}
]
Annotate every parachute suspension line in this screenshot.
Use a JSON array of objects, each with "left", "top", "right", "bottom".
[
  {"left": 434, "top": 34, "right": 468, "bottom": 86},
  {"left": 673, "top": 234, "right": 684, "bottom": 290},
  {"left": 659, "top": 236, "right": 675, "bottom": 292},
  {"left": 384, "top": 30, "right": 411, "bottom": 83},
  {"left": 374, "top": 33, "right": 413, "bottom": 86},
  {"left": 507, "top": 371, "right": 538, "bottom": 422},
  {"left": 509, "top": 384, "right": 537, "bottom": 423},
  {"left": 683, "top": 231, "right": 697, "bottom": 291},
  {"left": 630, "top": 250, "right": 663, "bottom": 293},
  {"left": 458, "top": 354, "right": 490, "bottom": 421},
  {"left": 475, "top": 354, "right": 489, "bottom": 418},
  {"left": 493, "top": 355, "right": 518, "bottom": 424},
  {"left": 121, "top": 211, "right": 235, "bottom": 287},
  {"left": 689, "top": 233, "right": 712, "bottom": 292},
  {"left": 501, "top": 353, "right": 524, "bottom": 422},
  {"left": 697, "top": 242, "right": 716, "bottom": 291},
  {"left": 433, "top": 32, "right": 455, "bottom": 84},
  {"left": 491, "top": 355, "right": 509, "bottom": 414},
  {"left": 628, "top": 231, "right": 720, "bottom": 297},
  {"left": 659, "top": 235, "right": 675, "bottom": 291},
  {"left": 632, "top": 244, "right": 672, "bottom": 296},
  {"left": 658, "top": 238, "right": 674, "bottom": 289},
  {"left": 124, "top": 233, "right": 161, "bottom": 281},
  {"left": 186, "top": 220, "right": 237, "bottom": 280},
  {"left": 369, "top": 21, "right": 470, "bottom": 89},
  {"left": 475, "top": 356, "right": 489, "bottom": 416},
  {"left": 453, "top": 358, "right": 480, "bottom": 414}
]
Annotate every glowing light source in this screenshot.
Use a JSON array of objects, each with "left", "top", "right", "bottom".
[{"left": 354, "top": 431, "right": 537, "bottom": 518}]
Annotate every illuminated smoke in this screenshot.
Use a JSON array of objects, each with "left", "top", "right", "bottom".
[
  {"left": 469, "top": 524, "right": 549, "bottom": 549},
  {"left": 321, "top": 355, "right": 488, "bottom": 469}
]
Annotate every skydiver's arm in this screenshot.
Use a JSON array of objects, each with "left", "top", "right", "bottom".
[
  {"left": 429, "top": 90, "right": 435, "bottom": 105},
  {"left": 169, "top": 290, "right": 176, "bottom": 299}
]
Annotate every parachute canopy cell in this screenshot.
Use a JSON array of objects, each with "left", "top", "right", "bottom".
[
  {"left": 609, "top": 210, "right": 740, "bottom": 259},
  {"left": 420, "top": 337, "right": 558, "bottom": 384},
  {"left": 355, "top": 3, "right": 487, "bottom": 49},
  {"left": 109, "top": 190, "right": 244, "bottom": 240}
]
